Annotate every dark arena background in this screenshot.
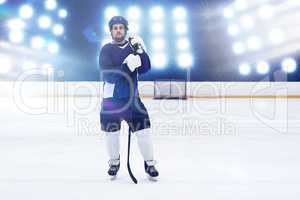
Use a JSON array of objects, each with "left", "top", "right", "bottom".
[{"left": 1, "top": 0, "right": 300, "bottom": 199}]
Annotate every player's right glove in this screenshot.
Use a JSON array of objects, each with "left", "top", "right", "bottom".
[{"left": 129, "top": 35, "right": 146, "bottom": 54}]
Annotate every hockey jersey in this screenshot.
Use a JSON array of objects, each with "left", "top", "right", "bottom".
[{"left": 99, "top": 41, "right": 151, "bottom": 99}]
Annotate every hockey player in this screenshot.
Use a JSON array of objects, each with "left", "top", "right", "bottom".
[{"left": 99, "top": 16, "right": 159, "bottom": 179}]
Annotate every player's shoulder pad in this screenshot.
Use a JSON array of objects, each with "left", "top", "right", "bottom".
[{"left": 100, "top": 42, "right": 113, "bottom": 53}]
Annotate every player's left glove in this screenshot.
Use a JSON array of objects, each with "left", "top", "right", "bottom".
[
  {"left": 123, "top": 54, "right": 141, "bottom": 72},
  {"left": 129, "top": 35, "right": 146, "bottom": 54}
]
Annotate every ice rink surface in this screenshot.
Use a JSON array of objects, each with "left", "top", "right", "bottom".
[{"left": 1, "top": 96, "right": 300, "bottom": 200}]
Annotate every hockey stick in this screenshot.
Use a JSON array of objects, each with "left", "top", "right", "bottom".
[
  {"left": 126, "top": 37, "right": 139, "bottom": 184},
  {"left": 127, "top": 126, "right": 138, "bottom": 184}
]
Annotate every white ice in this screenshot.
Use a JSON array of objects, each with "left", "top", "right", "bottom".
[{"left": 0, "top": 96, "right": 300, "bottom": 200}]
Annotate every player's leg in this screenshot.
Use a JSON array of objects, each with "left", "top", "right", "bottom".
[
  {"left": 100, "top": 102, "right": 122, "bottom": 177},
  {"left": 135, "top": 128, "right": 159, "bottom": 178},
  {"left": 126, "top": 98, "right": 159, "bottom": 178},
  {"left": 135, "top": 128, "right": 154, "bottom": 162},
  {"left": 105, "top": 131, "right": 120, "bottom": 176}
]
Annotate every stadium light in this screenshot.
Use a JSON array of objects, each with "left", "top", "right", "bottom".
[
  {"left": 151, "top": 37, "right": 165, "bottom": 51},
  {"left": 175, "top": 22, "right": 188, "bottom": 35},
  {"left": 9, "top": 30, "right": 24, "bottom": 44},
  {"left": 256, "top": 61, "right": 270, "bottom": 74},
  {"left": 19, "top": 5, "right": 34, "bottom": 19},
  {"left": 151, "top": 23, "right": 164, "bottom": 34},
  {"left": 240, "top": 15, "right": 254, "bottom": 29},
  {"left": 150, "top": 6, "right": 164, "bottom": 20},
  {"left": 152, "top": 53, "right": 168, "bottom": 69},
  {"left": 269, "top": 29, "right": 284, "bottom": 45},
  {"left": 173, "top": 6, "right": 187, "bottom": 20},
  {"left": 58, "top": 9, "right": 68, "bottom": 18},
  {"left": 282, "top": 58, "right": 297, "bottom": 73},
  {"left": 223, "top": 7, "right": 234, "bottom": 19},
  {"left": 227, "top": 24, "right": 240, "bottom": 36},
  {"left": 126, "top": 6, "right": 141, "bottom": 20},
  {"left": 105, "top": 7, "right": 119, "bottom": 20},
  {"left": 38, "top": 16, "right": 52, "bottom": 29},
  {"left": 239, "top": 63, "right": 251, "bottom": 75},
  {"left": 128, "top": 23, "right": 140, "bottom": 34},
  {"left": 177, "top": 53, "right": 193, "bottom": 68},
  {"left": 235, "top": 0, "right": 248, "bottom": 11},
  {"left": 45, "top": 0, "right": 57, "bottom": 10},
  {"left": 31, "top": 36, "right": 45, "bottom": 50},
  {"left": 177, "top": 37, "right": 190, "bottom": 51},
  {"left": 233, "top": 42, "right": 245, "bottom": 55},
  {"left": 7, "top": 18, "right": 26, "bottom": 30},
  {"left": 247, "top": 36, "right": 262, "bottom": 51},
  {"left": 47, "top": 42, "right": 59, "bottom": 54},
  {"left": 53, "top": 24, "right": 64, "bottom": 36}
]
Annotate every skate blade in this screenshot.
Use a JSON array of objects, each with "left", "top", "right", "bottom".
[
  {"left": 147, "top": 175, "right": 158, "bottom": 182},
  {"left": 109, "top": 175, "right": 117, "bottom": 181}
]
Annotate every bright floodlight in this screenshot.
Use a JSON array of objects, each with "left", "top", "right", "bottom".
[
  {"left": 175, "top": 22, "right": 188, "bottom": 35},
  {"left": 105, "top": 6, "right": 119, "bottom": 20},
  {"left": 269, "top": 29, "right": 284, "bottom": 45},
  {"left": 239, "top": 63, "right": 251, "bottom": 75},
  {"left": 48, "top": 42, "right": 59, "bottom": 54},
  {"left": 240, "top": 15, "right": 254, "bottom": 29},
  {"left": 282, "top": 58, "right": 297, "bottom": 73},
  {"left": 235, "top": 0, "right": 247, "bottom": 11},
  {"left": 227, "top": 24, "right": 240, "bottom": 36},
  {"left": 9, "top": 30, "right": 24, "bottom": 44},
  {"left": 0, "top": 55, "right": 12, "bottom": 74},
  {"left": 53, "top": 24, "right": 64, "bottom": 36},
  {"left": 177, "top": 53, "right": 193, "bottom": 68},
  {"left": 45, "top": 0, "right": 57, "bottom": 10},
  {"left": 19, "top": 5, "right": 34, "bottom": 19},
  {"left": 7, "top": 18, "right": 26, "bottom": 30},
  {"left": 173, "top": 6, "right": 187, "bottom": 20},
  {"left": 233, "top": 42, "right": 245, "bottom": 55},
  {"left": 0, "top": 0, "right": 6, "bottom": 5},
  {"left": 126, "top": 6, "right": 141, "bottom": 20},
  {"left": 38, "top": 16, "right": 52, "bottom": 29},
  {"left": 152, "top": 53, "right": 168, "bottom": 69},
  {"left": 177, "top": 37, "right": 190, "bottom": 51},
  {"left": 247, "top": 36, "right": 262, "bottom": 50},
  {"left": 256, "top": 61, "right": 270, "bottom": 74},
  {"left": 128, "top": 23, "right": 140, "bottom": 34},
  {"left": 258, "top": 5, "right": 274, "bottom": 20},
  {"left": 58, "top": 9, "right": 68, "bottom": 18},
  {"left": 151, "top": 37, "right": 165, "bottom": 51},
  {"left": 150, "top": 6, "right": 164, "bottom": 20},
  {"left": 31, "top": 36, "right": 45, "bottom": 50},
  {"left": 151, "top": 23, "right": 164, "bottom": 34},
  {"left": 223, "top": 7, "right": 234, "bottom": 19}
]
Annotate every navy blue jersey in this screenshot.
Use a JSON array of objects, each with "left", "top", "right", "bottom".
[{"left": 99, "top": 41, "right": 151, "bottom": 99}]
